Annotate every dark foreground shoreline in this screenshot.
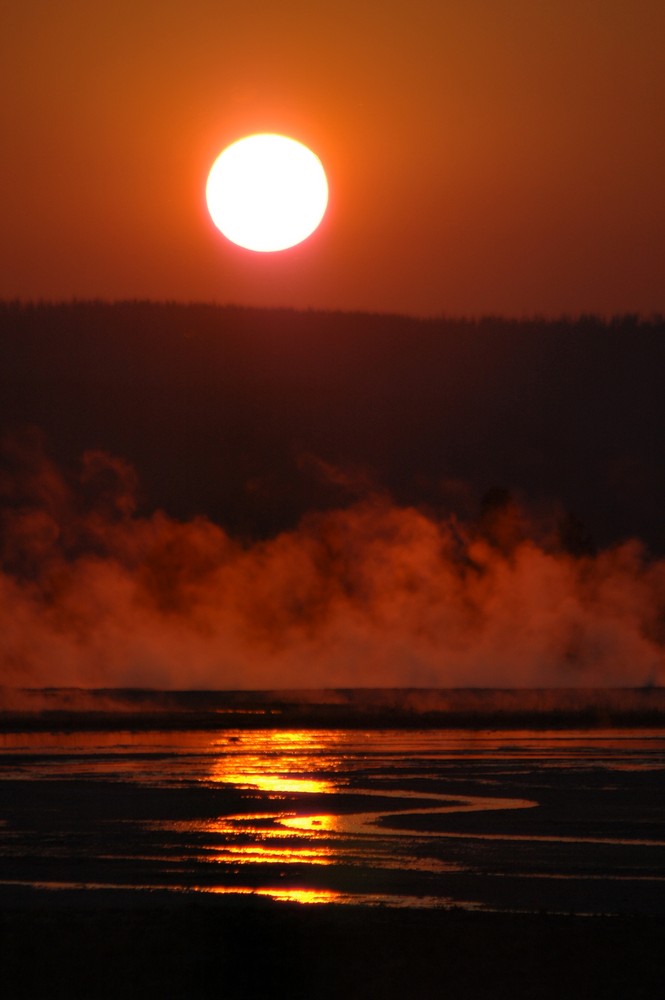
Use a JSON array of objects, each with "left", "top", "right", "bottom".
[{"left": 2, "top": 892, "right": 664, "bottom": 1000}]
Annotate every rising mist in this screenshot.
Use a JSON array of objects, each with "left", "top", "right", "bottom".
[{"left": 1, "top": 439, "right": 663, "bottom": 690}]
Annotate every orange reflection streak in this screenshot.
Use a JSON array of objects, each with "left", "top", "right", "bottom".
[
  {"left": 201, "top": 885, "right": 343, "bottom": 905},
  {"left": 255, "top": 888, "right": 341, "bottom": 905},
  {"left": 208, "top": 729, "right": 346, "bottom": 796},
  {"left": 218, "top": 774, "right": 334, "bottom": 795},
  {"left": 193, "top": 730, "right": 353, "bottom": 876},
  {"left": 208, "top": 844, "right": 333, "bottom": 866},
  {"left": 281, "top": 814, "right": 343, "bottom": 834},
  {"left": 148, "top": 815, "right": 337, "bottom": 868}
]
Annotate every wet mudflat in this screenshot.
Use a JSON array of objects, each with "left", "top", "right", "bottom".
[
  {"left": 1, "top": 727, "right": 664, "bottom": 914},
  {"left": 1, "top": 725, "right": 665, "bottom": 997}
]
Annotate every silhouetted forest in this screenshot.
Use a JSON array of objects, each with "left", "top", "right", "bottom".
[{"left": 1, "top": 301, "right": 664, "bottom": 551}]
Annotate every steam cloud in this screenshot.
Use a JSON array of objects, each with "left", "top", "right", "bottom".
[{"left": 1, "top": 437, "right": 664, "bottom": 690}]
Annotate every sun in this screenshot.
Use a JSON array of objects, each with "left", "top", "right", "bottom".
[{"left": 206, "top": 134, "right": 328, "bottom": 253}]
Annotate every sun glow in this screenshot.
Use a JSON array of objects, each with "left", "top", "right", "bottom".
[{"left": 206, "top": 133, "right": 328, "bottom": 252}]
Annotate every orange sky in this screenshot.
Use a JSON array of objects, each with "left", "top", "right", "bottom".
[{"left": 2, "top": 1, "right": 664, "bottom": 317}]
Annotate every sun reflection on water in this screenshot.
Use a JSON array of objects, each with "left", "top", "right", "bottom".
[
  {"left": 255, "top": 887, "right": 341, "bottom": 905},
  {"left": 200, "top": 885, "right": 345, "bottom": 905},
  {"left": 186, "top": 730, "right": 353, "bottom": 876},
  {"left": 216, "top": 773, "right": 334, "bottom": 795},
  {"left": 279, "top": 813, "right": 347, "bottom": 834},
  {"left": 205, "top": 843, "right": 334, "bottom": 866},
  {"left": 208, "top": 729, "right": 345, "bottom": 797},
  {"left": 161, "top": 728, "right": 538, "bottom": 902}
]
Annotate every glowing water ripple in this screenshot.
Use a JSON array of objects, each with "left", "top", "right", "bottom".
[{"left": 279, "top": 788, "right": 537, "bottom": 837}]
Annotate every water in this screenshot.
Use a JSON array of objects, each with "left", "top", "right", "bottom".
[{"left": 1, "top": 727, "right": 664, "bottom": 914}]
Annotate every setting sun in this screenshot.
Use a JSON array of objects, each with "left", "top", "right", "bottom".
[{"left": 206, "top": 134, "right": 328, "bottom": 253}]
